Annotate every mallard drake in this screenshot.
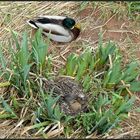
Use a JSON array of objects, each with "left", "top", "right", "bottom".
[{"left": 27, "top": 16, "right": 81, "bottom": 43}]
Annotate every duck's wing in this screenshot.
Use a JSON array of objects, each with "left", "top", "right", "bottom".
[
  {"left": 27, "top": 16, "right": 70, "bottom": 36},
  {"left": 43, "top": 31, "right": 73, "bottom": 42},
  {"left": 34, "top": 16, "right": 66, "bottom": 25}
]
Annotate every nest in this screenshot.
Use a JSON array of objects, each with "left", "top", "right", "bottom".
[{"left": 42, "top": 77, "right": 88, "bottom": 116}]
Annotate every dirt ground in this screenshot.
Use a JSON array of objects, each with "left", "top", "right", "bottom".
[{"left": 0, "top": 2, "right": 140, "bottom": 138}]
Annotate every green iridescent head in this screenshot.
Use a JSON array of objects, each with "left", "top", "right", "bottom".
[{"left": 63, "top": 17, "right": 76, "bottom": 29}]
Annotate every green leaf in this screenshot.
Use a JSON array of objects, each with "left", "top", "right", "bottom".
[
  {"left": 108, "top": 59, "right": 122, "bottom": 84},
  {"left": 11, "top": 96, "right": 20, "bottom": 110},
  {"left": 130, "top": 81, "right": 140, "bottom": 92},
  {"left": 46, "top": 95, "right": 61, "bottom": 120},
  {"left": 1, "top": 98, "right": 18, "bottom": 118},
  {"left": 76, "top": 58, "right": 87, "bottom": 80},
  {"left": 32, "top": 29, "right": 48, "bottom": 71},
  {"left": 0, "top": 44, "right": 6, "bottom": 69},
  {"left": 17, "top": 32, "right": 30, "bottom": 68},
  {"left": 122, "top": 62, "right": 139, "bottom": 82},
  {"left": 103, "top": 71, "right": 112, "bottom": 87},
  {"left": 82, "top": 74, "right": 91, "bottom": 92},
  {"left": 89, "top": 56, "right": 96, "bottom": 71},
  {"left": 66, "top": 53, "right": 78, "bottom": 76},
  {"left": 99, "top": 41, "right": 116, "bottom": 64},
  {"left": 116, "top": 96, "right": 135, "bottom": 115},
  {"left": 27, "top": 121, "right": 49, "bottom": 130},
  {"left": 11, "top": 30, "right": 20, "bottom": 50},
  {"left": 54, "top": 105, "right": 61, "bottom": 121},
  {"left": 23, "top": 64, "right": 31, "bottom": 83},
  {"left": 0, "top": 82, "right": 10, "bottom": 87},
  {"left": 0, "top": 113, "right": 17, "bottom": 119}
]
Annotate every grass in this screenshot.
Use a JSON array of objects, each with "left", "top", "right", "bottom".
[
  {"left": 0, "top": 28, "right": 140, "bottom": 138},
  {"left": 0, "top": 1, "right": 140, "bottom": 139}
]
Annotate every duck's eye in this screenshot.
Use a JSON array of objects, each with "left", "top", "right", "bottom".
[{"left": 63, "top": 18, "right": 76, "bottom": 29}]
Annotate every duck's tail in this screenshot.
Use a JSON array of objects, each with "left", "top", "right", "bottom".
[{"left": 26, "top": 20, "right": 39, "bottom": 29}]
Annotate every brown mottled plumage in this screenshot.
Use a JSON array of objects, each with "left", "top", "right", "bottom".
[{"left": 42, "top": 77, "right": 88, "bottom": 116}]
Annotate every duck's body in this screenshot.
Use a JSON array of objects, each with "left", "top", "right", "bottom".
[{"left": 27, "top": 16, "right": 81, "bottom": 43}]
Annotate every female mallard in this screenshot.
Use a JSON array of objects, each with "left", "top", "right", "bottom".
[{"left": 27, "top": 16, "right": 81, "bottom": 43}]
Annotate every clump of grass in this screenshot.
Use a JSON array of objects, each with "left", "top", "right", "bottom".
[
  {"left": 0, "top": 29, "right": 64, "bottom": 138},
  {"left": 31, "top": 29, "right": 49, "bottom": 74},
  {"left": 127, "top": 2, "right": 140, "bottom": 20},
  {"left": 0, "top": 29, "right": 140, "bottom": 138}
]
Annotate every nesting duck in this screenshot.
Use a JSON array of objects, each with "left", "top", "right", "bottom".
[
  {"left": 42, "top": 77, "right": 88, "bottom": 116},
  {"left": 27, "top": 16, "right": 81, "bottom": 43}
]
